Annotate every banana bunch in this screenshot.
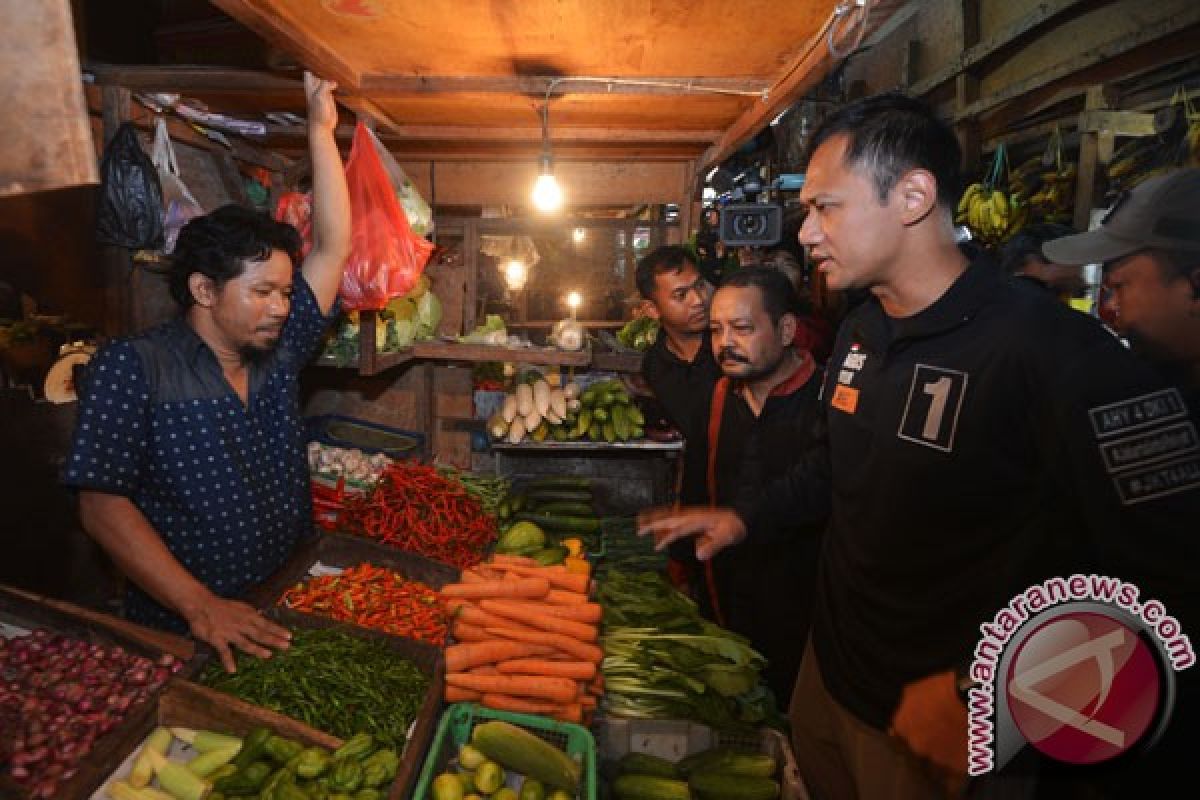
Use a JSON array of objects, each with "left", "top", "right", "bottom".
[
  {"left": 1028, "top": 163, "right": 1076, "bottom": 225},
  {"left": 1107, "top": 137, "right": 1162, "bottom": 192},
  {"left": 488, "top": 378, "right": 645, "bottom": 444},
  {"left": 956, "top": 183, "right": 1027, "bottom": 245}
]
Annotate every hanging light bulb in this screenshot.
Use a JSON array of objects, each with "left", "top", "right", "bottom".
[
  {"left": 572, "top": 227, "right": 586, "bottom": 244},
  {"left": 532, "top": 102, "right": 564, "bottom": 212},
  {"left": 566, "top": 290, "right": 582, "bottom": 318},
  {"left": 532, "top": 153, "right": 563, "bottom": 212},
  {"left": 503, "top": 259, "right": 528, "bottom": 291}
]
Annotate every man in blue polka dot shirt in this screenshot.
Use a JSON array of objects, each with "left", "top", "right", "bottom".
[{"left": 64, "top": 72, "right": 350, "bottom": 672}]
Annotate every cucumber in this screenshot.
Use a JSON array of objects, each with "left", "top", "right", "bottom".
[
  {"left": 591, "top": 407, "right": 610, "bottom": 422},
  {"left": 617, "top": 752, "right": 679, "bottom": 779},
  {"left": 514, "top": 512, "right": 602, "bottom": 534},
  {"left": 470, "top": 721, "right": 580, "bottom": 794},
  {"left": 627, "top": 405, "right": 645, "bottom": 426},
  {"left": 524, "top": 476, "right": 593, "bottom": 491},
  {"left": 531, "top": 546, "right": 569, "bottom": 566},
  {"left": 688, "top": 772, "right": 779, "bottom": 800},
  {"left": 534, "top": 502, "right": 595, "bottom": 517},
  {"left": 677, "top": 749, "right": 775, "bottom": 778},
  {"left": 611, "top": 405, "right": 631, "bottom": 441},
  {"left": 527, "top": 489, "right": 594, "bottom": 504},
  {"left": 613, "top": 774, "right": 691, "bottom": 800},
  {"left": 602, "top": 421, "right": 616, "bottom": 443}
]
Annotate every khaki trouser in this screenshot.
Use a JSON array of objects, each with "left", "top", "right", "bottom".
[{"left": 788, "top": 639, "right": 949, "bottom": 800}]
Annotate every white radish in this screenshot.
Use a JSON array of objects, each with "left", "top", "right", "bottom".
[
  {"left": 507, "top": 416, "right": 527, "bottom": 444},
  {"left": 533, "top": 380, "right": 551, "bottom": 416},
  {"left": 501, "top": 394, "right": 519, "bottom": 424},
  {"left": 549, "top": 388, "right": 567, "bottom": 420},
  {"left": 516, "top": 384, "right": 534, "bottom": 417}
]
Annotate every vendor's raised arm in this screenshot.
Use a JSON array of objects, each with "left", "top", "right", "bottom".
[{"left": 300, "top": 70, "right": 352, "bottom": 314}]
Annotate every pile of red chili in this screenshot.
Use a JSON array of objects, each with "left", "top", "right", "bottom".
[
  {"left": 279, "top": 563, "right": 449, "bottom": 646},
  {"left": 339, "top": 461, "right": 496, "bottom": 568}
]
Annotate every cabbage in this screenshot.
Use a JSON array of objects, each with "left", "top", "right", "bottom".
[
  {"left": 416, "top": 290, "right": 442, "bottom": 339},
  {"left": 458, "top": 314, "right": 507, "bottom": 344}
]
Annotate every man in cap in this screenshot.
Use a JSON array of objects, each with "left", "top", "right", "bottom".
[{"left": 1043, "top": 169, "right": 1200, "bottom": 410}]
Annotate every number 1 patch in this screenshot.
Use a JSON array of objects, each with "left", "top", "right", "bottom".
[{"left": 898, "top": 364, "right": 969, "bottom": 452}]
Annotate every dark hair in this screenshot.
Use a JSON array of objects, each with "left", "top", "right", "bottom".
[
  {"left": 168, "top": 204, "right": 302, "bottom": 308},
  {"left": 717, "top": 266, "right": 800, "bottom": 326},
  {"left": 808, "top": 91, "right": 963, "bottom": 210},
  {"left": 635, "top": 245, "right": 695, "bottom": 299},
  {"left": 1000, "top": 223, "right": 1075, "bottom": 275}
]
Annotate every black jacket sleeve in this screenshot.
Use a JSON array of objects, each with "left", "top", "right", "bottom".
[{"left": 733, "top": 399, "right": 833, "bottom": 541}]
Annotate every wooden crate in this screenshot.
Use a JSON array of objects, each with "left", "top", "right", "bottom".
[
  {"left": 247, "top": 530, "right": 460, "bottom": 609},
  {"left": 191, "top": 607, "right": 445, "bottom": 800},
  {"left": 0, "top": 586, "right": 196, "bottom": 800}
]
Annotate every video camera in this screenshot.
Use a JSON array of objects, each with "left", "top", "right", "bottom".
[{"left": 716, "top": 174, "right": 804, "bottom": 248}]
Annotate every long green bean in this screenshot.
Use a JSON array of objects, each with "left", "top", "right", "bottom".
[{"left": 200, "top": 628, "right": 428, "bottom": 748}]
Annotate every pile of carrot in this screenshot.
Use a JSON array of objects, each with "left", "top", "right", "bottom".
[{"left": 439, "top": 554, "right": 603, "bottom": 725}]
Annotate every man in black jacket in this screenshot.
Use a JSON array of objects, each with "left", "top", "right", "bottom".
[
  {"left": 642, "top": 93, "right": 1199, "bottom": 798},
  {"left": 704, "top": 267, "right": 830, "bottom": 702}
]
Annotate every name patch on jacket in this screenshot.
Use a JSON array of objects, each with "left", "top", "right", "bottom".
[
  {"left": 1089, "top": 388, "right": 1200, "bottom": 504},
  {"left": 897, "top": 364, "right": 969, "bottom": 452}
]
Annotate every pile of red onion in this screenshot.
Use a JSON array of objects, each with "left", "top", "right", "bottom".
[{"left": 0, "top": 629, "right": 182, "bottom": 799}]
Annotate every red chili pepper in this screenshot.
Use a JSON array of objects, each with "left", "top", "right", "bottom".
[{"left": 278, "top": 562, "right": 449, "bottom": 646}]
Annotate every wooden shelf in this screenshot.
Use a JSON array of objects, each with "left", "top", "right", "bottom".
[
  {"left": 591, "top": 349, "right": 645, "bottom": 373},
  {"left": 411, "top": 340, "right": 591, "bottom": 368},
  {"left": 491, "top": 439, "right": 683, "bottom": 453}
]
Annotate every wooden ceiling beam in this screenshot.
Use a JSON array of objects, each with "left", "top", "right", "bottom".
[
  {"left": 86, "top": 64, "right": 302, "bottom": 93},
  {"left": 209, "top": 0, "right": 360, "bottom": 89},
  {"left": 359, "top": 74, "right": 766, "bottom": 96},
  {"left": 265, "top": 123, "right": 722, "bottom": 144}
]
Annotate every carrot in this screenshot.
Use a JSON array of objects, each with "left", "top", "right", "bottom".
[
  {"left": 460, "top": 570, "right": 488, "bottom": 584},
  {"left": 455, "top": 604, "right": 522, "bottom": 630},
  {"left": 445, "top": 641, "right": 550, "bottom": 672},
  {"left": 481, "top": 599, "right": 602, "bottom": 624},
  {"left": 499, "top": 565, "right": 590, "bottom": 594},
  {"left": 489, "top": 554, "right": 540, "bottom": 566},
  {"left": 469, "top": 665, "right": 501, "bottom": 675},
  {"left": 441, "top": 578, "right": 551, "bottom": 600},
  {"left": 553, "top": 703, "right": 584, "bottom": 724},
  {"left": 450, "top": 622, "right": 491, "bottom": 642},
  {"left": 446, "top": 673, "right": 579, "bottom": 703},
  {"left": 476, "top": 565, "right": 506, "bottom": 580},
  {"left": 580, "top": 694, "right": 597, "bottom": 710},
  {"left": 588, "top": 672, "right": 605, "bottom": 693},
  {"left": 496, "top": 659, "right": 596, "bottom": 681},
  {"left": 480, "top": 693, "right": 561, "bottom": 715},
  {"left": 445, "top": 686, "right": 482, "bottom": 702},
  {"left": 480, "top": 600, "right": 598, "bottom": 642},
  {"left": 545, "top": 589, "right": 589, "bottom": 606},
  {"left": 485, "top": 626, "right": 604, "bottom": 664}
]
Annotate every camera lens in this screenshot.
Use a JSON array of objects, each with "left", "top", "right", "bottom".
[{"left": 732, "top": 212, "right": 767, "bottom": 237}]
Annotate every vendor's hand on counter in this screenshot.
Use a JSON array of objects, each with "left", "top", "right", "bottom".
[
  {"left": 184, "top": 593, "right": 293, "bottom": 673},
  {"left": 889, "top": 670, "right": 968, "bottom": 797},
  {"left": 637, "top": 506, "right": 747, "bottom": 561}
]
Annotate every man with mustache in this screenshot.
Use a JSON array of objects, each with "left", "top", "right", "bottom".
[
  {"left": 642, "top": 92, "right": 1199, "bottom": 797},
  {"left": 703, "top": 266, "right": 830, "bottom": 702},
  {"left": 63, "top": 72, "right": 351, "bottom": 672}
]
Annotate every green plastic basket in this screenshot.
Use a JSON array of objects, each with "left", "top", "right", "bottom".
[{"left": 413, "top": 702, "right": 598, "bottom": 800}]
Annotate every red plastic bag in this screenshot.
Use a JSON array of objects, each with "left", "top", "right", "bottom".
[
  {"left": 341, "top": 122, "right": 434, "bottom": 310},
  {"left": 274, "top": 190, "right": 313, "bottom": 259}
]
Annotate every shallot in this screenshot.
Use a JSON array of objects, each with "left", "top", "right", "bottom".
[{"left": 0, "top": 629, "right": 182, "bottom": 798}]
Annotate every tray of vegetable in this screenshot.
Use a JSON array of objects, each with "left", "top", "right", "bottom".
[
  {"left": 89, "top": 677, "right": 411, "bottom": 800},
  {"left": 0, "top": 588, "right": 192, "bottom": 800},
  {"left": 249, "top": 528, "right": 460, "bottom": 603},
  {"left": 194, "top": 608, "right": 443, "bottom": 799},
  {"left": 414, "top": 703, "right": 596, "bottom": 800}
]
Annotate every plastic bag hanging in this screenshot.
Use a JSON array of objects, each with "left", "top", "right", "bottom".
[
  {"left": 96, "top": 122, "right": 164, "bottom": 249},
  {"left": 363, "top": 126, "right": 433, "bottom": 236},
  {"left": 340, "top": 121, "right": 435, "bottom": 310},
  {"left": 150, "top": 118, "right": 205, "bottom": 254},
  {"left": 274, "top": 191, "right": 313, "bottom": 260}
]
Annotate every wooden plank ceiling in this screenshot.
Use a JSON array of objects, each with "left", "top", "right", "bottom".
[{"left": 187, "top": 0, "right": 850, "bottom": 164}]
